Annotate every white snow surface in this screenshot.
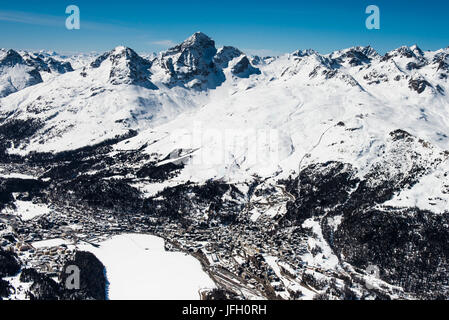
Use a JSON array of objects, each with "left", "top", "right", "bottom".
[{"left": 78, "top": 234, "right": 216, "bottom": 300}]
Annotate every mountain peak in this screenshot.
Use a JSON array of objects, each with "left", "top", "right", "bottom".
[
  {"left": 91, "top": 46, "right": 144, "bottom": 68},
  {"left": 292, "top": 49, "right": 317, "bottom": 57},
  {"left": 112, "top": 45, "right": 129, "bottom": 53},
  {"left": 0, "top": 49, "right": 43, "bottom": 98},
  {"left": 214, "top": 46, "right": 244, "bottom": 68},
  {"left": 172, "top": 32, "right": 216, "bottom": 52},
  {"left": 157, "top": 32, "right": 222, "bottom": 89},
  {"left": 328, "top": 46, "right": 378, "bottom": 67}
]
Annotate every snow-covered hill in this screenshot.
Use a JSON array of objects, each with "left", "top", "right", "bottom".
[{"left": 0, "top": 49, "right": 43, "bottom": 98}]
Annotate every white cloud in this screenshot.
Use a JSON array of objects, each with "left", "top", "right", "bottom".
[{"left": 150, "top": 40, "right": 176, "bottom": 48}]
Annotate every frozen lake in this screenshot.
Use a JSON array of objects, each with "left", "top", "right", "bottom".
[{"left": 78, "top": 234, "right": 216, "bottom": 300}]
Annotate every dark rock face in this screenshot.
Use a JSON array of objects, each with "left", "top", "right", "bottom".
[
  {"left": 42, "top": 56, "right": 73, "bottom": 74},
  {"left": 383, "top": 46, "right": 417, "bottom": 61},
  {"left": 61, "top": 251, "right": 107, "bottom": 300},
  {"left": 292, "top": 49, "right": 317, "bottom": 58},
  {"left": 231, "top": 56, "right": 261, "bottom": 78},
  {"left": 22, "top": 53, "right": 73, "bottom": 74},
  {"left": 332, "top": 47, "right": 376, "bottom": 67},
  {"left": 0, "top": 49, "right": 26, "bottom": 68},
  {"left": 157, "top": 33, "right": 261, "bottom": 86},
  {"left": 163, "top": 32, "right": 217, "bottom": 71},
  {"left": 214, "top": 46, "right": 243, "bottom": 68},
  {"left": 0, "top": 49, "right": 43, "bottom": 97},
  {"left": 0, "top": 249, "right": 21, "bottom": 278},
  {"left": 159, "top": 32, "right": 225, "bottom": 89},
  {"left": 435, "top": 54, "right": 449, "bottom": 72}
]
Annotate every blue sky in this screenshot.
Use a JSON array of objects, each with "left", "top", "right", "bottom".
[{"left": 0, "top": 0, "right": 448, "bottom": 55}]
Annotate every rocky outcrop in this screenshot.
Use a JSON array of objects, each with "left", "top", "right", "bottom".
[
  {"left": 409, "top": 77, "right": 432, "bottom": 94},
  {"left": 330, "top": 46, "right": 378, "bottom": 67},
  {"left": 21, "top": 52, "right": 73, "bottom": 74},
  {"left": 156, "top": 32, "right": 225, "bottom": 89},
  {"left": 90, "top": 46, "right": 157, "bottom": 89},
  {"left": 231, "top": 56, "right": 261, "bottom": 78},
  {"left": 214, "top": 46, "right": 244, "bottom": 68}
]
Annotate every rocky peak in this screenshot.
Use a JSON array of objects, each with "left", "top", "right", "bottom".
[
  {"left": 174, "top": 32, "right": 215, "bottom": 52},
  {"left": 360, "top": 45, "right": 379, "bottom": 58},
  {"left": 162, "top": 32, "right": 217, "bottom": 71},
  {"left": 0, "top": 49, "right": 43, "bottom": 98},
  {"left": 383, "top": 45, "right": 426, "bottom": 62},
  {"left": 330, "top": 46, "right": 378, "bottom": 67},
  {"left": 231, "top": 56, "right": 261, "bottom": 78},
  {"left": 21, "top": 52, "right": 73, "bottom": 74},
  {"left": 410, "top": 44, "right": 424, "bottom": 57},
  {"left": 435, "top": 53, "right": 449, "bottom": 72},
  {"left": 90, "top": 46, "right": 156, "bottom": 89},
  {"left": 292, "top": 49, "right": 317, "bottom": 58},
  {"left": 394, "top": 46, "right": 416, "bottom": 58},
  {"left": 0, "top": 49, "right": 25, "bottom": 68}
]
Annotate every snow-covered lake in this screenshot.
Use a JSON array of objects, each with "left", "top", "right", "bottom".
[{"left": 78, "top": 234, "right": 216, "bottom": 300}]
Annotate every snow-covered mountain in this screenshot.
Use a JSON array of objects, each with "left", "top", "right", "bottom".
[{"left": 1, "top": 33, "right": 449, "bottom": 300}]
